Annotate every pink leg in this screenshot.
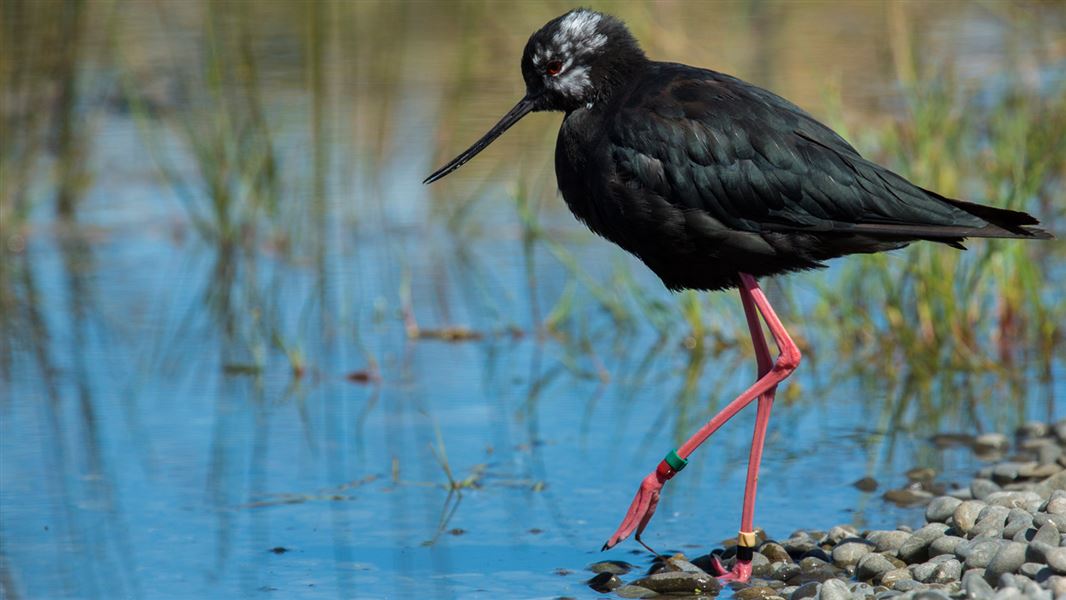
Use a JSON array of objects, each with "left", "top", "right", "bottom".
[{"left": 602, "top": 273, "right": 800, "bottom": 583}]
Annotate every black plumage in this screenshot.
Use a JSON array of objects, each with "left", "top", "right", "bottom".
[{"left": 426, "top": 9, "right": 1049, "bottom": 292}]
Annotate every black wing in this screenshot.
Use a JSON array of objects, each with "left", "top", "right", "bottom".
[{"left": 607, "top": 63, "right": 1046, "bottom": 242}]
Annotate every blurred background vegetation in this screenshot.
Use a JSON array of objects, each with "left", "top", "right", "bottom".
[{"left": 3, "top": 0, "right": 1061, "bottom": 425}]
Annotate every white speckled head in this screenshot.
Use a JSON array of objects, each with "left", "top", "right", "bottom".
[
  {"left": 423, "top": 10, "right": 648, "bottom": 183},
  {"left": 521, "top": 9, "right": 646, "bottom": 112}
]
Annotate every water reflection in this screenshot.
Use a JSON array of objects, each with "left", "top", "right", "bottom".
[{"left": 1, "top": 1, "right": 1063, "bottom": 598}]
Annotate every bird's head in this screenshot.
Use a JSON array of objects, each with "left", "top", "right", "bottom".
[
  {"left": 521, "top": 9, "right": 645, "bottom": 112},
  {"left": 424, "top": 9, "right": 645, "bottom": 184}
]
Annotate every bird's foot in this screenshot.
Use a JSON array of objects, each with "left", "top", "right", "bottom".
[
  {"left": 708, "top": 555, "right": 753, "bottom": 583},
  {"left": 601, "top": 470, "right": 664, "bottom": 550},
  {"left": 602, "top": 457, "right": 684, "bottom": 551}
]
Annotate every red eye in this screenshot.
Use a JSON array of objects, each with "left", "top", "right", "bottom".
[{"left": 545, "top": 60, "right": 563, "bottom": 76}]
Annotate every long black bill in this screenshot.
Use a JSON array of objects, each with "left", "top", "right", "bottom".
[{"left": 423, "top": 95, "right": 538, "bottom": 184}]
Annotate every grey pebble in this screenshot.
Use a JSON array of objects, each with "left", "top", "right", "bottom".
[
  {"left": 1033, "top": 512, "right": 1066, "bottom": 531},
  {"left": 1016, "top": 562, "right": 1047, "bottom": 580},
  {"left": 926, "top": 497, "right": 962, "bottom": 523},
  {"left": 613, "top": 584, "right": 657, "bottom": 598},
  {"left": 586, "top": 572, "right": 623, "bottom": 592},
  {"left": 867, "top": 530, "right": 911, "bottom": 555},
  {"left": 1047, "top": 575, "right": 1066, "bottom": 597},
  {"left": 991, "top": 462, "right": 1026, "bottom": 485},
  {"left": 973, "top": 433, "right": 1009, "bottom": 453},
  {"left": 1042, "top": 490, "right": 1066, "bottom": 515},
  {"left": 963, "top": 540, "right": 1004, "bottom": 570},
  {"left": 822, "top": 525, "right": 859, "bottom": 545},
  {"left": 769, "top": 561, "right": 800, "bottom": 581},
  {"left": 1055, "top": 420, "right": 1066, "bottom": 442},
  {"left": 898, "top": 523, "right": 949, "bottom": 563},
  {"left": 816, "top": 578, "right": 850, "bottom": 600},
  {"left": 953, "top": 500, "right": 988, "bottom": 535},
  {"left": 892, "top": 579, "right": 923, "bottom": 592},
  {"left": 930, "top": 558, "right": 962, "bottom": 583},
  {"left": 761, "top": 542, "right": 792, "bottom": 563},
  {"left": 1002, "top": 511, "right": 1033, "bottom": 539},
  {"left": 971, "top": 479, "right": 1001, "bottom": 501},
  {"left": 928, "top": 535, "right": 964, "bottom": 557},
  {"left": 1038, "top": 443, "right": 1063, "bottom": 466},
  {"left": 1031, "top": 522, "right": 1059, "bottom": 546},
  {"left": 1017, "top": 421, "right": 1050, "bottom": 439},
  {"left": 735, "top": 585, "right": 779, "bottom": 600},
  {"left": 1027, "top": 541, "right": 1054, "bottom": 563},
  {"left": 831, "top": 540, "right": 873, "bottom": 567},
  {"left": 970, "top": 506, "right": 1010, "bottom": 538},
  {"left": 985, "top": 491, "right": 1042, "bottom": 511},
  {"left": 663, "top": 556, "right": 707, "bottom": 574},
  {"left": 855, "top": 553, "right": 895, "bottom": 581},
  {"left": 1045, "top": 546, "right": 1066, "bottom": 575},
  {"left": 912, "top": 591, "right": 951, "bottom": 600},
  {"left": 963, "top": 569, "right": 995, "bottom": 599},
  {"left": 791, "top": 581, "right": 820, "bottom": 600},
  {"left": 588, "top": 560, "right": 635, "bottom": 574},
  {"left": 984, "top": 542, "right": 1025, "bottom": 582},
  {"left": 784, "top": 535, "right": 818, "bottom": 557},
  {"left": 880, "top": 568, "right": 912, "bottom": 588},
  {"left": 629, "top": 570, "right": 719, "bottom": 595},
  {"left": 1034, "top": 471, "right": 1066, "bottom": 498}
]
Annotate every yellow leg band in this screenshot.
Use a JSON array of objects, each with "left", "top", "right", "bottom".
[{"left": 737, "top": 530, "right": 758, "bottom": 548}]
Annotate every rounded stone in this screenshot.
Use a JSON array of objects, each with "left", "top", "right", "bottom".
[
  {"left": 769, "top": 561, "right": 800, "bottom": 582},
  {"left": 879, "top": 568, "right": 912, "bottom": 588},
  {"left": 952, "top": 500, "right": 988, "bottom": 534},
  {"left": 906, "top": 467, "right": 937, "bottom": 482},
  {"left": 736, "top": 585, "right": 778, "bottom": 600},
  {"left": 853, "top": 477, "right": 878, "bottom": 492},
  {"left": 1048, "top": 575, "right": 1066, "bottom": 597},
  {"left": 963, "top": 540, "right": 1004, "bottom": 570},
  {"left": 1002, "top": 511, "right": 1033, "bottom": 539},
  {"left": 586, "top": 572, "right": 623, "bottom": 592},
  {"left": 816, "top": 578, "right": 849, "bottom": 600},
  {"left": 629, "top": 571, "right": 720, "bottom": 595},
  {"left": 1033, "top": 512, "right": 1066, "bottom": 531},
  {"left": 930, "top": 558, "right": 962, "bottom": 583},
  {"left": 823, "top": 525, "right": 858, "bottom": 545},
  {"left": 984, "top": 542, "right": 1025, "bottom": 582},
  {"left": 1017, "top": 420, "right": 1050, "bottom": 439},
  {"left": 928, "top": 535, "right": 964, "bottom": 557},
  {"left": 969, "top": 505, "right": 1010, "bottom": 538},
  {"left": 1042, "top": 490, "right": 1066, "bottom": 514},
  {"left": 970, "top": 479, "right": 1001, "bottom": 501},
  {"left": 1017, "top": 562, "right": 1047, "bottom": 580},
  {"left": 855, "top": 553, "right": 895, "bottom": 581},
  {"left": 973, "top": 433, "right": 1009, "bottom": 453},
  {"left": 866, "top": 530, "right": 911, "bottom": 555},
  {"left": 985, "top": 490, "right": 1042, "bottom": 510},
  {"left": 790, "top": 581, "right": 820, "bottom": 600},
  {"left": 783, "top": 534, "right": 818, "bottom": 557},
  {"left": 897, "top": 523, "right": 949, "bottom": 563},
  {"left": 831, "top": 541, "right": 873, "bottom": 567},
  {"left": 1046, "top": 547, "right": 1066, "bottom": 575},
  {"left": 760, "top": 542, "right": 792, "bottom": 564},
  {"left": 588, "top": 560, "right": 635, "bottom": 575},
  {"left": 891, "top": 579, "right": 922, "bottom": 592},
  {"left": 925, "top": 496, "right": 962, "bottom": 523},
  {"left": 1032, "top": 522, "right": 1060, "bottom": 547},
  {"left": 962, "top": 569, "right": 994, "bottom": 600},
  {"left": 614, "top": 584, "right": 658, "bottom": 599}
]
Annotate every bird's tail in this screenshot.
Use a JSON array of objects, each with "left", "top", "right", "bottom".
[{"left": 936, "top": 194, "right": 1053, "bottom": 240}]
